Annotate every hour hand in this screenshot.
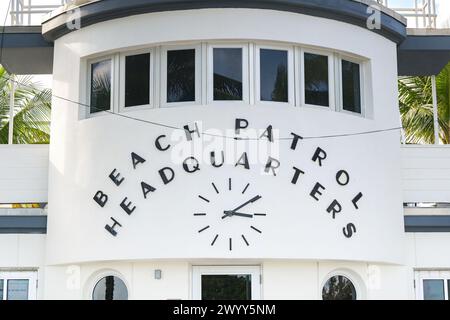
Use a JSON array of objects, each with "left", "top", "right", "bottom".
[{"left": 222, "top": 211, "right": 254, "bottom": 219}]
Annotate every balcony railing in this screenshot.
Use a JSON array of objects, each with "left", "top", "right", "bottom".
[
  {"left": 10, "top": 0, "right": 69, "bottom": 26},
  {"left": 377, "top": 0, "right": 437, "bottom": 28},
  {"left": 7, "top": 0, "right": 441, "bottom": 28}
]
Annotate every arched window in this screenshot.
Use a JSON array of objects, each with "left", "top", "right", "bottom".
[
  {"left": 92, "top": 276, "right": 128, "bottom": 300},
  {"left": 322, "top": 275, "right": 357, "bottom": 300}
]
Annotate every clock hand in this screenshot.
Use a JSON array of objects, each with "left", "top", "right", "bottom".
[
  {"left": 229, "top": 195, "right": 262, "bottom": 214},
  {"left": 222, "top": 211, "right": 253, "bottom": 219}
]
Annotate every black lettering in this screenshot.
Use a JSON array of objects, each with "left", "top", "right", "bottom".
[
  {"left": 210, "top": 151, "right": 225, "bottom": 168},
  {"left": 264, "top": 157, "right": 280, "bottom": 176},
  {"left": 343, "top": 223, "right": 357, "bottom": 238},
  {"left": 312, "top": 147, "right": 327, "bottom": 167},
  {"left": 260, "top": 125, "right": 273, "bottom": 142},
  {"left": 184, "top": 122, "right": 200, "bottom": 141},
  {"left": 235, "top": 118, "right": 249, "bottom": 135},
  {"left": 235, "top": 152, "right": 250, "bottom": 170},
  {"left": 155, "top": 135, "right": 171, "bottom": 151},
  {"left": 159, "top": 167, "right": 175, "bottom": 185},
  {"left": 183, "top": 157, "right": 200, "bottom": 173},
  {"left": 131, "top": 152, "right": 146, "bottom": 170},
  {"left": 352, "top": 192, "right": 363, "bottom": 209},
  {"left": 109, "top": 169, "right": 124, "bottom": 186},
  {"left": 120, "top": 197, "right": 136, "bottom": 215},
  {"left": 141, "top": 182, "right": 156, "bottom": 199},
  {"left": 327, "top": 200, "right": 342, "bottom": 219},
  {"left": 105, "top": 217, "right": 122, "bottom": 237},
  {"left": 336, "top": 170, "right": 350, "bottom": 186},
  {"left": 290, "top": 132, "right": 304, "bottom": 150},
  {"left": 291, "top": 167, "right": 305, "bottom": 185},
  {"left": 93, "top": 191, "right": 108, "bottom": 208},
  {"left": 310, "top": 183, "right": 325, "bottom": 201}
]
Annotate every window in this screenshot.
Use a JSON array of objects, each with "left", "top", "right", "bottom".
[
  {"left": 259, "top": 49, "right": 288, "bottom": 102},
  {"left": 0, "top": 272, "right": 37, "bottom": 300},
  {"left": 89, "top": 59, "right": 112, "bottom": 114},
  {"left": 212, "top": 47, "right": 244, "bottom": 101},
  {"left": 416, "top": 271, "right": 450, "bottom": 300},
  {"left": 7, "top": 280, "right": 29, "bottom": 300},
  {"left": 125, "top": 53, "right": 150, "bottom": 108},
  {"left": 322, "top": 275, "right": 357, "bottom": 300},
  {"left": 341, "top": 59, "right": 362, "bottom": 114},
  {"left": 304, "top": 52, "right": 329, "bottom": 107},
  {"left": 167, "top": 49, "right": 196, "bottom": 103},
  {"left": 423, "top": 280, "right": 445, "bottom": 300},
  {"left": 92, "top": 276, "right": 128, "bottom": 300}
]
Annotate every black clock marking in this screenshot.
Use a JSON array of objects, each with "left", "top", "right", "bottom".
[
  {"left": 198, "top": 226, "right": 210, "bottom": 233},
  {"left": 211, "top": 234, "right": 219, "bottom": 246},
  {"left": 242, "top": 235, "right": 250, "bottom": 246},
  {"left": 198, "top": 195, "right": 210, "bottom": 203},
  {"left": 195, "top": 179, "right": 265, "bottom": 250},
  {"left": 251, "top": 226, "right": 262, "bottom": 234}
]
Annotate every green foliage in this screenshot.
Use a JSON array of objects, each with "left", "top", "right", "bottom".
[
  {"left": 0, "top": 66, "right": 51, "bottom": 144},
  {"left": 399, "top": 63, "right": 450, "bottom": 144}
]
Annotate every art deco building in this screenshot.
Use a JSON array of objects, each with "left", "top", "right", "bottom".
[{"left": 0, "top": 0, "right": 450, "bottom": 300}]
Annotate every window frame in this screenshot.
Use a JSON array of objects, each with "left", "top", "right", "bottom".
[
  {"left": 88, "top": 270, "right": 130, "bottom": 300},
  {"left": 300, "top": 47, "right": 336, "bottom": 111},
  {"left": 337, "top": 54, "right": 365, "bottom": 117},
  {"left": 416, "top": 271, "right": 450, "bottom": 300},
  {"left": 0, "top": 271, "right": 37, "bottom": 300},
  {"left": 161, "top": 44, "right": 202, "bottom": 108},
  {"left": 320, "top": 270, "right": 361, "bottom": 301},
  {"left": 207, "top": 43, "right": 250, "bottom": 105},
  {"left": 255, "top": 45, "right": 295, "bottom": 106},
  {"left": 119, "top": 48, "right": 154, "bottom": 112},
  {"left": 86, "top": 55, "right": 118, "bottom": 118}
]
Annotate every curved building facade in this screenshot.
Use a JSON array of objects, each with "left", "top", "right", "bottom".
[{"left": 1, "top": 0, "right": 450, "bottom": 301}]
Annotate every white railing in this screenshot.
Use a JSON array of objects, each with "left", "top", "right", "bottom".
[
  {"left": 377, "top": 0, "right": 438, "bottom": 28},
  {"left": 10, "top": 0, "right": 69, "bottom": 26}
]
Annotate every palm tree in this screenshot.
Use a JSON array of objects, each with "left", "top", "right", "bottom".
[
  {"left": 0, "top": 65, "right": 52, "bottom": 144},
  {"left": 398, "top": 62, "right": 450, "bottom": 144}
]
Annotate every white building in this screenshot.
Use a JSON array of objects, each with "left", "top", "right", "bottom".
[{"left": 1, "top": 0, "right": 450, "bottom": 300}]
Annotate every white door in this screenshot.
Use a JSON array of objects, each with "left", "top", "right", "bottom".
[
  {"left": 415, "top": 270, "right": 450, "bottom": 300},
  {"left": 192, "top": 266, "right": 261, "bottom": 300},
  {"left": 0, "top": 272, "right": 38, "bottom": 300}
]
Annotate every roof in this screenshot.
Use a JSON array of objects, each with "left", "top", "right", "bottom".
[{"left": 41, "top": 0, "right": 407, "bottom": 43}]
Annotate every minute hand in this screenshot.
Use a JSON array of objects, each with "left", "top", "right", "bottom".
[{"left": 230, "top": 195, "right": 262, "bottom": 213}]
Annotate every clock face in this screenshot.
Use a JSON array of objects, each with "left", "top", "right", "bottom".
[{"left": 194, "top": 178, "right": 267, "bottom": 251}]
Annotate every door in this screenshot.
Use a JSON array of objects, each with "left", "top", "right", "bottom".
[{"left": 192, "top": 266, "right": 261, "bottom": 300}]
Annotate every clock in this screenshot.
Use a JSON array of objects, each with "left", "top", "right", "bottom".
[{"left": 194, "top": 178, "right": 267, "bottom": 251}]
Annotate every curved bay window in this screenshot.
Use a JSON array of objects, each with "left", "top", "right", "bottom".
[
  {"left": 92, "top": 276, "right": 128, "bottom": 300},
  {"left": 322, "top": 275, "right": 357, "bottom": 300},
  {"left": 84, "top": 41, "right": 365, "bottom": 117}
]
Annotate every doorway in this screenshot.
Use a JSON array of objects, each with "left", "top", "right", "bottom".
[{"left": 192, "top": 266, "right": 261, "bottom": 300}]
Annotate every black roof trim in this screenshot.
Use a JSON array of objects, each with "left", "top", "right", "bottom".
[
  {"left": 398, "top": 35, "right": 450, "bottom": 76},
  {"left": 42, "top": 0, "right": 407, "bottom": 43}
]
